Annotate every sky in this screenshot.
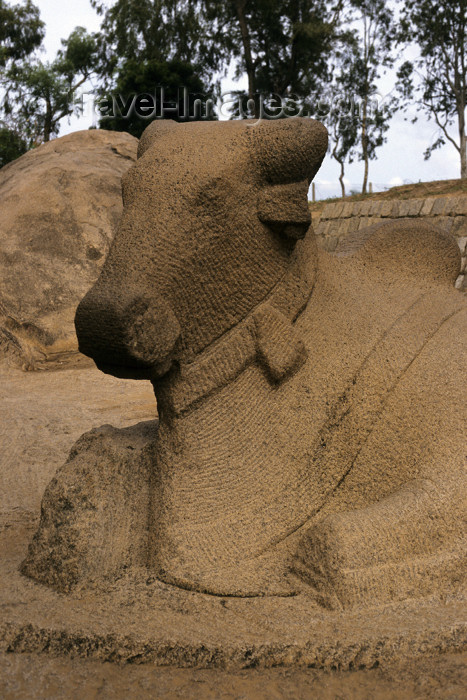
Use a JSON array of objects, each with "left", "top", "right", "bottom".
[{"left": 33, "top": 0, "right": 462, "bottom": 199}]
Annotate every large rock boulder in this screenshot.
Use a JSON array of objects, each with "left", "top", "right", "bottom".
[{"left": 0, "top": 129, "right": 138, "bottom": 367}]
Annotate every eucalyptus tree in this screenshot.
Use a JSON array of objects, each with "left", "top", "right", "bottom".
[
  {"left": 90, "top": 0, "right": 218, "bottom": 129},
  {"left": 338, "top": 0, "right": 397, "bottom": 194},
  {"left": 0, "top": 0, "right": 43, "bottom": 163},
  {"left": 90, "top": 0, "right": 347, "bottom": 122},
  {"left": 203, "top": 0, "right": 345, "bottom": 118},
  {"left": 0, "top": 0, "right": 43, "bottom": 69},
  {"left": 90, "top": 0, "right": 219, "bottom": 84},
  {"left": 397, "top": 0, "right": 467, "bottom": 179},
  {"left": 3, "top": 27, "right": 99, "bottom": 143}
]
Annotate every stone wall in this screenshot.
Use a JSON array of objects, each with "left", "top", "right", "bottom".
[{"left": 314, "top": 195, "right": 467, "bottom": 291}]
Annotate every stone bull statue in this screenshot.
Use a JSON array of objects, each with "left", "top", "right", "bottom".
[{"left": 23, "top": 119, "right": 466, "bottom": 609}]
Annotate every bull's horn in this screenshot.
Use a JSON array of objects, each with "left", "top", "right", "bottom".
[
  {"left": 138, "top": 119, "right": 179, "bottom": 158},
  {"left": 249, "top": 118, "right": 328, "bottom": 184}
]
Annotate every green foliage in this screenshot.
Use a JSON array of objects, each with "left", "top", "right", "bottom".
[
  {"left": 203, "top": 0, "right": 345, "bottom": 117},
  {"left": 0, "top": 125, "right": 28, "bottom": 167},
  {"left": 90, "top": 0, "right": 218, "bottom": 84},
  {"left": 90, "top": 1, "right": 218, "bottom": 131},
  {"left": 2, "top": 27, "right": 99, "bottom": 143},
  {"left": 90, "top": 1, "right": 346, "bottom": 121},
  {"left": 97, "top": 59, "right": 214, "bottom": 138},
  {"left": 325, "top": 0, "right": 397, "bottom": 193},
  {"left": 5, "top": 61, "right": 76, "bottom": 142},
  {"left": 397, "top": 0, "right": 467, "bottom": 178},
  {"left": 0, "top": 0, "right": 44, "bottom": 69},
  {"left": 58, "top": 26, "right": 100, "bottom": 81}
]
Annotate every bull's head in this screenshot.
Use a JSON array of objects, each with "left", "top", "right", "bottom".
[{"left": 75, "top": 118, "right": 328, "bottom": 381}]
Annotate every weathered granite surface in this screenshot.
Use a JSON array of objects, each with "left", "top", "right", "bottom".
[
  {"left": 22, "top": 119, "right": 466, "bottom": 610},
  {"left": 6, "top": 119, "right": 464, "bottom": 669},
  {"left": 0, "top": 130, "right": 138, "bottom": 367}
]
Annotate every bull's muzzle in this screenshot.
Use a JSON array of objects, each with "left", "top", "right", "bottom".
[{"left": 75, "top": 291, "right": 181, "bottom": 380}]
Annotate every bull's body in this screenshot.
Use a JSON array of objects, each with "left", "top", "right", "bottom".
[
  {"left": 147, "top": 225, "right": 466, "bottom": 604},
  {"left": 25, "top": 119, "right": 466, "bottom": 607}
]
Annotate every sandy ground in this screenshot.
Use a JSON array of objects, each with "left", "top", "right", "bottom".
[
  {"left": 0, "top": 361, "right": 156, "bottom": 516},
  {"left": 1, "top": 650, "right": 466, "bottom": 700},
  {"left": 1, "top": 361, "right": 466, "bottom": 699}
]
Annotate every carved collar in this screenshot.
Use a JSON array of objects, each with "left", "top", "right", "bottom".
[{"left": 155, "top": 235, "right": 318, "bottom": 417}]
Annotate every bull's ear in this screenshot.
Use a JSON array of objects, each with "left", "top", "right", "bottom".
[
  {"left": 249, "top": 118, "right": 328, "bottom": 184},
  {"left": 257, "top": 180, "right": 311, "bottom": 239},
  {"left": 138, "top": 120, "right": 178, "bottom": 158}
]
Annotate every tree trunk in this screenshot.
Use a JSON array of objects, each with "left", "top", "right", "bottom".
[
  {"left": 461, "top": 135, "right": 467, "bottom": 179},
  {"left": 43, "top": 96, "right": 52, "bottom": 143},
  {"left": 234, "top": 0, "right": 258, "bottom": 118},
  {"left": 361, "top": 94, "right": 369, "bottom": 194},
  {"left": 331, "top": 136, "right": 346, "bottom": 198},
  {"left": 339, "top": 159, "right": 346, "bottom": 198},
  {"left": 459, "top": 107, "right": 467, "bottom": 179}
]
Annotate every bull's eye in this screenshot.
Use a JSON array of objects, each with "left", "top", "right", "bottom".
[
  {"left": 257, "top": 180, "right": 312, "bottom": 240},
  {"left": 193, "top": 176, "right": 227, "bottom": 209}
]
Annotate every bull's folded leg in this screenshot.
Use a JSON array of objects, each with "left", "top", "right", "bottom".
[{"left": 292, "top": 478, "right": 466, "bottom": 609}]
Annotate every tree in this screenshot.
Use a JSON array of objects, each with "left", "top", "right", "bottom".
[
  {"left": 0, "top": 125, "right": 27, "bottom": 166},
  {"left": 97, "top": 59, "right": 213, "bottom": 137},
  {"left": 2, "top": 27, "right": 98, "bottom": 143},
  {"left": 90, "top": 1, "right": 346, "bottom": 121},
  {"left": 90, "top": 0, "right": 219, "bottom": 84},
  {"left": 5, "top": 61, "right": 77, "bottom": 143},
  {"left": 326, "top": 87, "right": 359, "bottom": 198},
  {"left": 0, "top": 0, "right": 44, "bottom": 159},
  {"left": 339, "top": 0, "right": 396, "bottom": 194},
  {"left": 317, "top": 2, "right": 395, "bottom": 196},
  {"left": 90, "top": 0, "right": 217, "bottom": 129},
  {"left": 0, "top": 0, "right": 43, "bottom": 69},
  {"left": 397, "top": 0, "right": 467, "bottom": 179},
  {"left": 311, "top": 29, "right": 359, "bottom": 198},
  {"left": 203, "top": 0, "right": 345, "bottom": 119}
]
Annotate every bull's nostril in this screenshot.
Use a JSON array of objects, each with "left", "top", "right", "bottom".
[
  {"left": 124, "top": 297, "right": 181, "bottom": 366},
  {"left": 75, "top": 289, "right": 181, "bottom": 377}
]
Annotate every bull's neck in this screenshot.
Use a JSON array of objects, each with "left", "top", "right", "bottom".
[{"left": 154, "top": 234, "right": 318, "bottom": 418}]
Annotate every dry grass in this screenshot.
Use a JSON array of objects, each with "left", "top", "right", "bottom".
[{"left": 309, "top": 178, "right": 467, "bottom": 217}]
